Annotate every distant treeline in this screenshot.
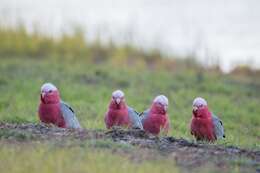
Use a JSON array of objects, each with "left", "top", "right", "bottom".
[{"left": 0, "top": 25, "right": 259, "bottom": 76}]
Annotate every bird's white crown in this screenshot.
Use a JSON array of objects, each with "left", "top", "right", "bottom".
[
  {"left": 41, "top": 83, "right": 58, "bottom": 92},
  {"left": 153, "top": 95, "right": 168, "bottom": 105},
  {"left": 193, "top": 97, "right": 207, "bottom": 107},
  {"left": 112, "top": 90, "right": 124, "bottom": 98}
]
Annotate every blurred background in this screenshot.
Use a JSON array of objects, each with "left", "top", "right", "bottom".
[{"left": 1, "top": 0, "right": 260, "bottom": 72}]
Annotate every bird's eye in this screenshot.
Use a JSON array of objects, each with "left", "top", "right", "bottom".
[{"left": 48, "top": 90, "right": 52, "bottom": 93}]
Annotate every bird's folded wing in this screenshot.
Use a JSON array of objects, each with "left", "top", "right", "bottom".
[
  {"left": 60, "top": 101, "right": 81, "bottom": 129},
  {"left": 139, "top": 109, "right": 150, "bottom": 124},
  {"left": 128, "top": 107, "right": 143, "bottom": 130},
  {"left": 212, "top": 113, "right": 225, "bottom": 139}
]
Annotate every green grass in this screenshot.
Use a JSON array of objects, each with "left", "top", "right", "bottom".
[
  {"left": 0, "top": 142, "right": 180, "bottom": 173},
  {"left": 0, "top": 57, "right": 259, "bottom": 148}
]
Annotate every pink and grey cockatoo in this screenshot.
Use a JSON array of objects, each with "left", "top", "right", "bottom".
[
  {"left": 38, "top": 83, "right": 81, "bottom": 129},
  {"left": 104, "top": 90, "right": 143, "bottom": 129},
  {"left": 140, "top": 95, "right": 170, "bottom": 136},
  {"left": 190, "top": 97, "right": 225, "bottom": 142}
]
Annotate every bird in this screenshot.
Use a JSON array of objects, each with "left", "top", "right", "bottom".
[
  {"left": 190, "top": 97, "right": 225, "bottom": 142},
  {"left": 104, "top": 90, "right": 143, "bottom": 129},
  {"left": 38, "top": 83, "right": 81, "bottom": 129},
  {"left": 140, "top": 95, "right": 170, "bottom": 136}
]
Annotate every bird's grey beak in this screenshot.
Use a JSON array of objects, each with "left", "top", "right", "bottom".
[
  {"left": 193, "top": 106, "right": 198, "bottom": 112},
  {"left": 116, "top": 98, "right": 121, "bottom": 104},
  {"left": 41, "top": 92, "right": 46, "bottom": 98},
  {"left": 164, "top": 105, "right": 168, "bottom": 111}
]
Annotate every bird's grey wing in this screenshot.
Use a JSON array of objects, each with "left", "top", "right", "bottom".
[
  {"left": 128, "top": 107, "right": 143, "bottom": 130},
  {"left": 139, "top": 109, "right": 150, "bottom": 125},
  {"left": 60, "top": 101, "right": 81, "bottom": 129},
  {"left": 212, "top": 113, "right": 225, "bottom": 139}
]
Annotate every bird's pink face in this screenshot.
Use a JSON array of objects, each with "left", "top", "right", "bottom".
[
  {"left": 193, "top": 106, "right": 210, "bottom": 118},
  {"left": 152, "top": 102, "right": 168, "bottom": 114},
  {"left": 110, "top": 90, "right": 126, "bottom": 109},
  {"left": 192, "top": 104, "right": 204, "bottom": 114},
  {"left": 111, "top": 95, "right": 126, "bottom": 109},
  {"left": 40, "top": 84, "right": 60, "bottom": 104},
  {"left": 151, "top": 95, "right": 168, "bottom": 114},
  {"left": 192, "top": 98, "right": 209, "bottom": 118},
  {"left": 193, "top": 105, "right": 206, "bottom": 117}
]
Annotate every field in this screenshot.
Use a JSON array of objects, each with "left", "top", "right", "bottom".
[
  {"left": 0, "top": 57, "right": 259, "bottom": 173},
  {"left": 0, "top": 27, "right": 259, "bottom": 173}
]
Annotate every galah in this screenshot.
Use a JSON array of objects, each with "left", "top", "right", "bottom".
[
  {"left": 38, "top": 83, "right": 81, "bottom": 129},
  {"left": 140, "top": 95, "right": 170, "bottom": 135},
  {"left": 190, "top": 97, "right": 225, "bottom": 142},
  {"left": 104, "top": 90, "right": 143, "bottom": 129}
]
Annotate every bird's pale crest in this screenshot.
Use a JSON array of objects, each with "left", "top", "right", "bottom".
[
  {"left": 193, "top": 97, "right": 207, "bottom": 107},
  {"left": 41, "top": 83, "right": 58, "bottom": 92},
  {"left": 112, "top": 90, "right": 124, "bottom": 98},
  {"left": 153, "top": 95, "right": 168, "bottom": 105}
]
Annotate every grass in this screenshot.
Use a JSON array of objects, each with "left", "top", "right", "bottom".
[{"left": 0, "top": 142, "right": 180, "bottom": 173}]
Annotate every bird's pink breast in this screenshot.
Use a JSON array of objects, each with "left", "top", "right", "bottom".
[
  {"left": 143, "top": 113, "right": 168, "bottom": 135},
  {"left": 105, "top": 108, "right": 130, "bottom": 128},
  {"left": 38, "top": 103, "right": 66, "bottom": 128},
  {"left": 190, "top": 117, "right": 216, "bottom": 141}
]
